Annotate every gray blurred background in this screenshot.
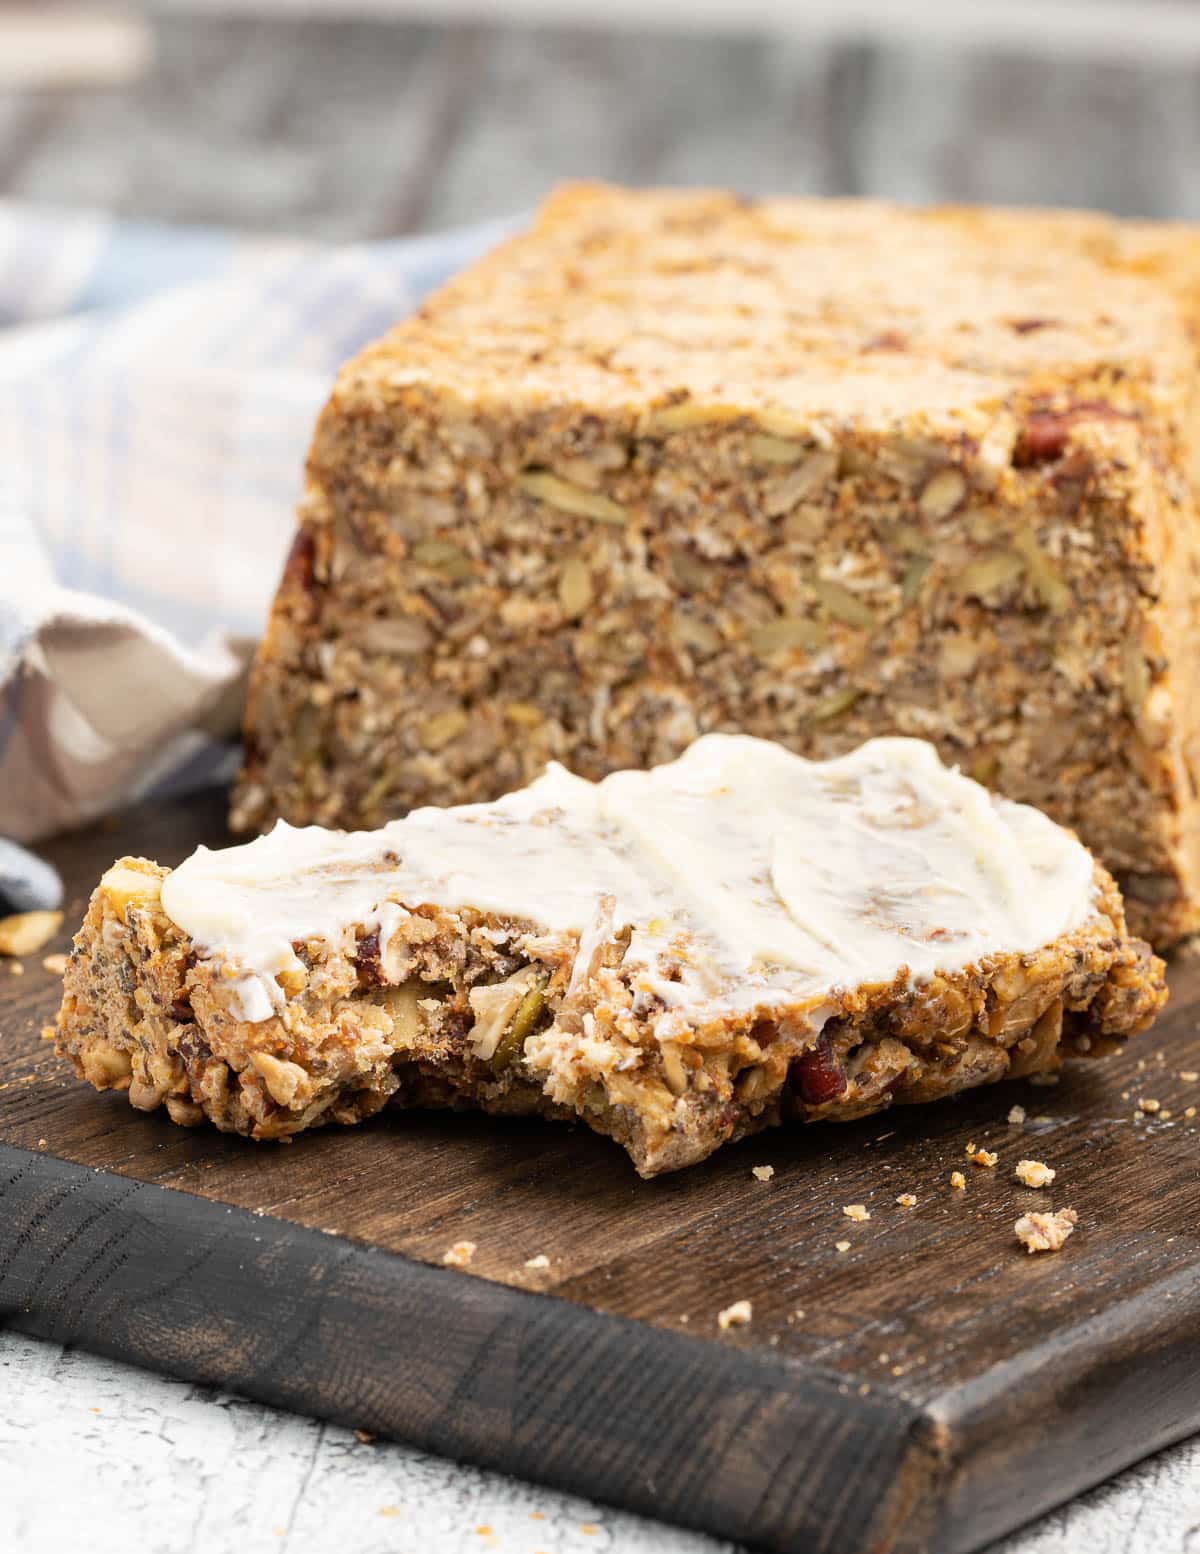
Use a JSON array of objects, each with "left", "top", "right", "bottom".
[{"left": 2, "top": 1, "right": 1200, "bottom": 236}]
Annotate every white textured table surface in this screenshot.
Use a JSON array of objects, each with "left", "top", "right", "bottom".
[{"left": 3, "top": 1330, "right": 1197, "bottom": 1554}]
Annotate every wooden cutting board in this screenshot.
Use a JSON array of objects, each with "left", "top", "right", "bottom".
[{"left": 2, "top": 790, "right": 1199, "bottom": 1554}]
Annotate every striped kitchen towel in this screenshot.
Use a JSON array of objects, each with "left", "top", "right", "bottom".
[{"left": 0, "top": 203, "right": 507, "bottom": 841}]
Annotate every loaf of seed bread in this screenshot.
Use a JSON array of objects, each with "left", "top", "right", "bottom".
[{"left": 233, "top": 183, "right": 1200, "bottom": 944}]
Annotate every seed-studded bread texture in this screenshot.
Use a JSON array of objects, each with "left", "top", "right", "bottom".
[
  {"left": 61, "top": 736, "right": 1166, "bottom": 1177},
  {"left": 232, "top": 183, "right": 1200, "bottom": 944}
]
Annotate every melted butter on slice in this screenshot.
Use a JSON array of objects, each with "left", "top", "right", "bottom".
[{"left": 160, "top": 734, "right": 1098, "bottom": 1024}]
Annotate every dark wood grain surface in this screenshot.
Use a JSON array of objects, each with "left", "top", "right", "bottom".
[
  {"left": 1, "top": 789, "right": 1198, "bottom": 1554},
  {"left": 2, "top": 12, "right": 1198, "bottom": 240}
]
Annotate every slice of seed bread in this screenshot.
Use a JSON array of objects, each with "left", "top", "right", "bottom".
[{"left": 60, "top": 735, "right": 1166, "bottom": 1175}]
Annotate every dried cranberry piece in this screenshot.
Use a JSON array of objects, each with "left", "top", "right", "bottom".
[
  {"left": 793, "top": 1034, "right": 847, "bottom": 1105},
  {"left": 1016, "top": 414, "right": 1072, "bottom": 465},
  {"left": 281, "top": 527, "right": 316, "bottom": 594},
  {"left": 862, "top": 330, "right": 908, "bottom": 353},
  {"left": 354, "top": 930, "right": 383, "bottom": 984},
  {"left": 168, "top": 992, "right": 194, "bottom": 1023},
  {"left": 1014, "top": 402, "right": 1135, "bottom": 467}
]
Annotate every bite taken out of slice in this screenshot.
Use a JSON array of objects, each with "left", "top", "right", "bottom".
[{"left": 55, "top": 735, "right": 1166, "bottom": 1176}]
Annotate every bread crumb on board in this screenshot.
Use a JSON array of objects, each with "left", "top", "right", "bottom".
[
  {"left": 524, "top": 1254, "right": 551, "bottom": 1270},
  {"left": 950, "top": 1171, "right": 967, "bottom": 1191},
  {"left": 842, "top": 1203, "right": 870, "bottom": 1222},
  {"left": 895, "top": 1192, "right": 917, "bottom": 1208},
  {"left": 717, "top": 1299, "right": 752, "bottom": 1330},
  {"left": 42, "top": 953, "right": 68, "bottom": 976},
  {"left": 442, "top": 1240, "right": 477, "bottom": 1268},
  {"left": 968, "top": 1147, "right": 999, "bottom": 1168},
  {"left": 1014, "top": 1208, "right": 1077, "bottom": 1254},
  {"left": 1015, "top": 1159, "right": 1056, "bottom": 1188},
  {"left": 1007, "top": 1105, "right": 1027, "bottom": 1125},
  {"left": 0, "top": 911, "right": 61, "bottom": 958},
  {"left": 751, "top": 1164, "right": 775, "bottom": 1182}
]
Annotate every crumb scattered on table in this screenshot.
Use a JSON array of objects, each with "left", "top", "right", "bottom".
[
  {"left": 717, "top": 1299, "right": 752, "bottom": 1330},
  {"left": 950, "top": 1171, "right": 966, "bottom": 1191},
  {"left": 524, "top": 1254, "right": 550, "bottom": 1269},
  {"left": 0, "top": 910, "right": 62, "bottom": 958},
  {"left": 751, "top": 1164, "right": 775, "bottom": 1182},
  {"left": 42, "top": 953, "right": 68, "bottom": 976},
  {"left": 1014, "top": 1208, "right": 1077, "bottom": 1253},
  {"left": 442, "top": 1240, "right": 477, "bottom": 1268},
  {"left": 9, "top": 961, "right": 23, "bottom": 976},
  {"left": 835, "top": 1240, "right": 851, "bottom": 1253},
  {"left": 895, "top": 1192, "right": 917, "bottom": 1208},
  {"left": 1180, "top": 1071, "right": 1198, "bottom": 1083},
  {"left": 1007, "top": 1105, "right": 1026, "bottom": 1125},
  {"left": 968, "top": 1148, "right": 998, "bottom": 1168},
  {"left": 842, "top": 1203, "right": 870, "bottom": 1221},
  {"left": 1138, "top": 1097, "right": 1161, "bottom": 1114},
  {"left": 1015, "top": 1159, "right": 1056, "bottom": 1188}
]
